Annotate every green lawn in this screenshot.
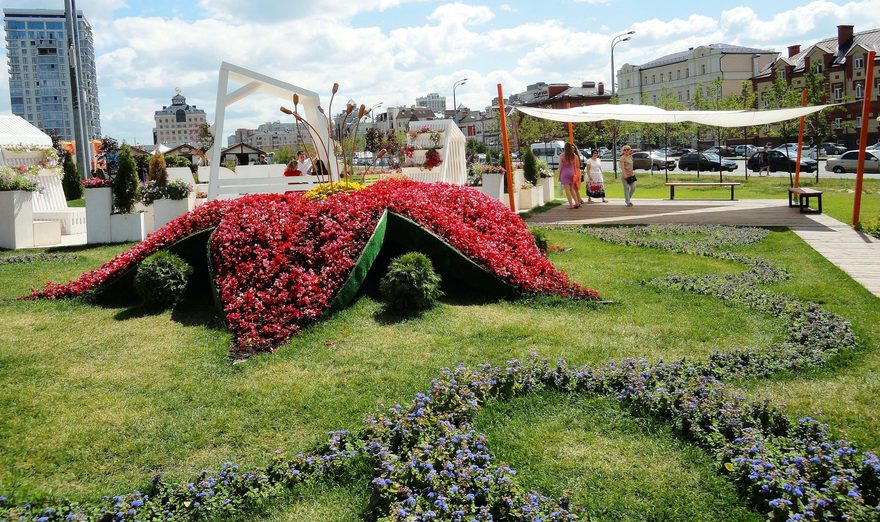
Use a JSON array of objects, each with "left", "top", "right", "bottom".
[{"left": 1, "top": 225, "right": 879, "bottom": 519}]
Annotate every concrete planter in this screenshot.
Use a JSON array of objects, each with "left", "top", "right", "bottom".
[
  {"left": 0, "top": 190, "right": 34, "bottom": 249},
  {"left": 85, "top": 187, "right": 112, "bottom": 244},
  {"left": 153, "top": 196, "right": 192, "bottom": 231},
  {"left": 540, "top": 176, "right": 555, "bottom": 201},
  {"left": 110, "top": 212, "right": 146, "bottom": 243},
  {"left": 481, "top": 173, "right": 505, "bottom": 202},
  {"left": 518, "top": 185, "right": 540, "bottom": 210}
]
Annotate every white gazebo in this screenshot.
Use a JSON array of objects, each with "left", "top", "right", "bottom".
[
  {"left": 0, "top": 114, "right": 53, "bottom": 166},
  {"left": 208, "top": 62, "right": 337, "bottom": 200}
]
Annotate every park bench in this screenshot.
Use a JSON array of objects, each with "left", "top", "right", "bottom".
[
  {"left": 788, "top": 187, "right": 823, "bottom": 214},
  {"left": 665, "top": 182, "right": 741, "bottom": 201},
  {"left": 32, "top": 173, "right": 86, "bottom": 234}
]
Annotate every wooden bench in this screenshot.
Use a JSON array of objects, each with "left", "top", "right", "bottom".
[
  {"left": 788, "top": 187, "right": 823, "bottom": 214},
  {"left": 665, "top": 182, "right": 741, "bottom": 201}
]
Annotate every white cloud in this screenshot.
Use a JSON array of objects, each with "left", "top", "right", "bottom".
[
  {"left": 195, "top": 0, "right": 407, "bottom": 22},
  {"left": 499, "top": 3, "right": 516, "bottom": 12}
]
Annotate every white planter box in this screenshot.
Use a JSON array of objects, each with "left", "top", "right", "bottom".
[
  {"left": 533, "top": 185, "right": 545, "bottom": 207},
  {"left": 0, "top": 190, "right": 34, "bottom": 249},
  {"left": 481, "top": 173, "right": 505, "bottom": 201},
  {"left": 85, "top": 187, "right": 112, "bottom": 244},
  {"left": 409, "top": 132, "right": 444, "bottom": 149},
  {"left": 110, "top": 212, "right": 146, "bottom": 243},
  {"left": 518, "top": 185, "right": 538, "bottom": 210},
  {"left": 540, "top": 176, "right": 555, "bottom": 201},
  {"left": 153, "top": 196, "right": 192, "bottom": 231}
]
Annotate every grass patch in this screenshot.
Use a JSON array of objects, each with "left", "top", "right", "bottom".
[
  {"left": 1, "top": 225, "right": 879, "bottom": 517},
  {"left": 475, "top": 392, "right": 762, "bottom": 521}
]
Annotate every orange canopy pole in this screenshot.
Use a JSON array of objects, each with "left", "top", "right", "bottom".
[
  {"left": 794, "top": 90, "right": 807, "bottom": 188},
  {"left": 853, "top": 50, "right": 876, "bottom": 225},
  {"left": 497, "top": 84, "right": 516, "bottom": 212}
]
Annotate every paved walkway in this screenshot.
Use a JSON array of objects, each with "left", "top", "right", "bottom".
[{"left": 527, "top": 198, "right": 880, "bottom": 298}]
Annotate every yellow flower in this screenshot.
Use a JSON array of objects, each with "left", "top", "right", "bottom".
[{"left": 303, "top": 181, "right": 365, "bottom": 201}]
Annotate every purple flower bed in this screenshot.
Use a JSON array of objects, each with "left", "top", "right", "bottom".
[{"left": 3, "top": 224, "right": 871, "bottom": 521}]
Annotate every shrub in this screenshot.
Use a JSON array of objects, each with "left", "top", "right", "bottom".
[
  {"left": 165, "top": 155, "right": 192, "bottom": 168},
  {"left": 112, "top": 145, "right": 138, "bottom": 214},
  {"left": 531, "top": 227, "right": 548, "bottom": 254},
  {"left": 379, "top": 252, "right": 443, "bottom": 312},
  {"left": 860, "top": 216, "right": 880, "bottom": 239},
  {"left": 61, "top": 152, "right": 82, "bottom": 201},
  {"left": 134, "top": 251, "right": 193, "bottom": 307},
  {"left": 0, "top": 166, "right": 37, "bottom": 192},
  {"left": 148, "top": 151, "right": 168, "bottom": 186},
  {"left": 522, "top": 149, "right": 539, "bottom": 186}
]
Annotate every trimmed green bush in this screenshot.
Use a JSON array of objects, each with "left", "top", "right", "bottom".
[
  {"left": 61, "top": 152, "right": 82, "bottom": 201},
  {"left": 859, "top": 216, "right": 880, "bottom": 239},
  {"left": 148, "top": 151, "right": 168, "bottom": 186},
  {"left": 530, "top": 227, "right": 548, "bottom": 254},
  {"left": 522, "top": 149, "right": 539, "bottom": 186},
  {"left": 134, "top": 251, "right": 193, "bottom": 307},
  {"left": 112, "top": 145, "right": 138, "bottom": 214},
  {"left": 379, "top": 252, "right": 443, "bottom": 312}
]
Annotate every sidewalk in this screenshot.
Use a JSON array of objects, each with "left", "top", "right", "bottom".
[{"left": 526, "top": 198, "right": 880, "bottom": 298}]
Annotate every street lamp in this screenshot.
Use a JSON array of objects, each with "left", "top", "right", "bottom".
[
  {"left": 452, "top": 78, "right": 468, "bottom": 122},
  {"left": 368, "top": 102, "right": 383, "bottom": 125},
  {"left": 611, "top": 30, "right": 634, "bottom": 177}
]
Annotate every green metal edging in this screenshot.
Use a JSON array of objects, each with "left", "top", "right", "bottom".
[{"left": 326, "top": 210, "right": 388, "bottom": 315}]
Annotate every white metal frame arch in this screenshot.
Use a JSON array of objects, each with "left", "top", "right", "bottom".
[{"left": 208, "top": 61, "right": 337, "bottom": 199}]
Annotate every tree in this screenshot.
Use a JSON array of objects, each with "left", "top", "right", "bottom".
[
  {"left": 112, "top": 145, "right": 138, "bottom": 214},
  {"left": 164, "top": 155, "right": 191, "bottom": 168},
  {"left": 765, "top": 77, "right": 802, "bottom": 141},
  {"left": 149, "top": 152, "right": 169, "bottom": 185},
  {"left": 573, "top": 123, "right": 605, "bottom": 150},
  {"left": 365, "top": 127, "right": 382, "bottom": 153},
  {"left": 522, "top": 148, "right": 538, "bottom": 185},
  {"left": 61, "top": 152, "right": 82, "bottom": 201},
  {"left": 517, "top": 115, "right": 565, "bottom": 146},
  {"left": 803, "top": 69, "right": 841, "bottom": 148},
  {"left": 97, "top": 136, "right": 120, "bottom": 177},
  {"left": 274, "top": 145, "right": 294, "bottom": 165}
]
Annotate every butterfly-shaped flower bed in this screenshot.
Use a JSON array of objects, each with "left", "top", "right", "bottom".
[{"left": 27, "top": 179, "right": 599, "bottom": 355}]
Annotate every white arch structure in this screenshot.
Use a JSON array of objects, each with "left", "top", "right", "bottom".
[{"left": 208, "top": 62, "right": 337, "bottom": 200}]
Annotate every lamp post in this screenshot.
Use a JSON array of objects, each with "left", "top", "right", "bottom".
[
  {"left": 452, "top": 78, "right": 468, "bottom": 122},
  {"left": 611, "top": 30, "right": 634, "bottom": 178},
  {"left": 368, "top": 102, "right": 383, "bottom": 126}
]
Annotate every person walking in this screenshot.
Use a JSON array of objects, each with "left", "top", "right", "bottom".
[
  {"left": 584, "top": 149, "right": 607, "bottom": 203},
  {"left": 758, "top": 143, "right": 770, "bottom": 176},
  {"left": 558, "top": 142, "right": 583, "bottom": 209},
  {"left": 621, "top": 145, "right": 636, "bottom": 207}
]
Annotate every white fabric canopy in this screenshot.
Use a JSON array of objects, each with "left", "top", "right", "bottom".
[
  {"left": 516, "top": 103, "right": 836, "bottom": 128},
  {"left": 0, "top": 114, "right": 52, "bottom": 147}
]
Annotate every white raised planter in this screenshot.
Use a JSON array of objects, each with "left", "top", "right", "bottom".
[
  {"left": 85, "top": 187, "right": 112, "bottom": 244},
  {"left": 409, "top": 132, "right": 445, "bottom": 149},
  {"left": 540, "top": 176, "right": 555, "bottom": 202},
  {"left": 153, "top": 196, "right": 193, "bottom": 231},
  {"left": 534, "top": 185, "right": 545, "bottom": 207},
  {"left": 481, "top": 173, "right": 505, "bottom": 202},
  {"left": 518, "top": 185, "right": 539, "bottom": 210},
  {"left": 110, "top": 212, "right": 146, "bottom": 243},
  {"left": 0, "top": 190, "right": 34, "bottom": 249}
]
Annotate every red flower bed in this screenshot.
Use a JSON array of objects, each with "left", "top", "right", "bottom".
[{"left": 29, "top": 179, "right": 599, "bottom": 354}]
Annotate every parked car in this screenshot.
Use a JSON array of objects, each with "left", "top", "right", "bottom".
[
  {"left": 774, "top": 143, "right": 818, "bottom": 159},
  {"left": 747, "top": 150, "right": 819, "bottom": 173},
  {"left": 703, "top": 146, "right": 736, "bottom": 157},
  {"left": 531, "top": 141, "right": 586, "bottom": 168},
  {"left": 678, "top": 152, "right": 738, "bottom": 171},
  {"left": 821, "top": 142, "right": 847, "bottom": 156},
  {"left": 631, "top": 151, "right": 676, "bottom": 171},
  {"left": 824, "top": 150, "right": 880, "bottom": 173},
  {"left": 671, "top": 147, "right": 695, "bottom": 157},
  {"left": 734, "top": 145, "right": 758, "bottom": 157}
]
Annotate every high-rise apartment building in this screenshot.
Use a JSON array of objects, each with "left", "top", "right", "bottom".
[
  {"left": 4, "top": 8, "right": 101, "bottom": 140},
  {"left": 153, "top": 91, "right": 207, "bottom": 148},
  {"left": 416, "top": 92, "right": 446, "bottom": 114}
]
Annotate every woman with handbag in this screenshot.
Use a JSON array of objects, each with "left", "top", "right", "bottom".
[
  {"left": 584, "top": 149, "right": 607, "bottom": 203},
  {"left": 558, "top": 142, "right": 583, "bottom": 209},
  {"left": 620, "top": 144, "right": 636, "bottom": 207}
]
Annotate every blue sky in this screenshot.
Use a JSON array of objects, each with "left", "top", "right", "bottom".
[{"left": 1, "top": 0, "right": 878, "bottom": 145}]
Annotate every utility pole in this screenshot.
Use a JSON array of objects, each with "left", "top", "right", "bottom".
[{"left": 64, "top": 0, "right": 92, "bottom": 179}]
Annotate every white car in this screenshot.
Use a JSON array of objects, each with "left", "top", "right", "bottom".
[{"left": 825, "top": 150, "right": 880, "bottom": 173}]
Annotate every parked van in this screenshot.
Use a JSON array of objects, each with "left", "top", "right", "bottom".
[{"left": 531, "top": 141, "right": 585, "bottom": 169}]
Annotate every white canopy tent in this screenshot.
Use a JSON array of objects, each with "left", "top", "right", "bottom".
[
  {"left": 516, "top": 103, "right": 836, "bottom": 127},
  {"left": 0, "top": 114, "right": 53, "bottom": 167}
]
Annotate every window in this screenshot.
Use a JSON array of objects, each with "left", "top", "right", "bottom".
[
  {"left": 833, "top": 85, "right": 843, "bottom": 100},
  {"left": 678, "top": 92, "right": 682, "bottom": 101},
  {"left": 700, "top": 64, "right": 706, "bottom": 75},
  {"left": 841, "top": 151, "right": 857, "bottom": 160},
  {"left": 652, "top": 95, "right": 656, "bottom": 103},
  {"left": 779, "top": 68, "right": 786, "bottom": 79},
  {"left": 677, "top": 70, "right": 681, "bottom": 80},
  {"left": 652, "top": 74, "right": 656, "bottom": 84},
  {"left": 686, "top": 68, "right": 689, "bottom": 78},
  {"left": 854, "top": 55, "right": 864, "bottom": 69},
  {"left": 812, "top": 62, "right": 823, "bottom": 74},
  {"left": 686, "top": 89, "right": 690, "bottom": 100},
  {"left": 856, "top": 82, "right": 864, "bottom": 99},
  {"left": 857, "top": 115, "right": 862, "bottom": 128},
  {"left": 626, "top": 79, "right": 630, "bottom": 88}
]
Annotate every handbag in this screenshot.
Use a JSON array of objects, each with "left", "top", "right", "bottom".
[{"left": 625, "top": 175, "right": 637, "bottom": 183}]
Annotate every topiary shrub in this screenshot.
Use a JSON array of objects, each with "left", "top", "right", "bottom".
[
  {"left": 530, "top": 227, "right": 548, "bottom": 254},
  {"left": 379, "top": 252, "right": 443, "bottom": 312},
  {"left": 134, "top": 251, "right": 193, "bottom": 307},
  {"left": 61, "top": 152, "right": 82, "bottom": 201},
  {"left": 148, "top": 151, "right": 168, "bottom": 186},
  {"left": 112, "top": 144, "right": 138, "bottom": 214},
  {"left": 522, "top": 149, "right": 539, "bottom": 186}
]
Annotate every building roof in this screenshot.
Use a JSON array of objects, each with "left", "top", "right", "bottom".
[
  {"left": 155, "top": 92, "right": 206, "bottom": 116},
  {"left": 638, "top": 43, "right": 774, "bottom": 70},
  {"left": 761, "top": 28, "right": 880, "bottom": 77},
  {"left": 222, "top": 143, "right": 266, "bottom": 155},
  {"left": 0, "top": 114, "right": 52, "bottom": 147}
]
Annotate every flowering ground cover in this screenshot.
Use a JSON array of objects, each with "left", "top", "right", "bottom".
[{"left": 3, "top": 222, "right": 880, "bottom": 520}]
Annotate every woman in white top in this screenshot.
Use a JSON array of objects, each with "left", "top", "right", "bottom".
[
  {"left": 584, "top": 149, "right": 607, "bottom": 203},
  {"left": 295, "top": 151, "right": 313, "bottom": 174}
]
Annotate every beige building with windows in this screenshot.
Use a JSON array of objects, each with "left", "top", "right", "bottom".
[
  {"left": 617, "top": 44, "right": 776, "bottom": 106},
  {"left": 153, "top": 91, "right": 207, "bottom": 148}
]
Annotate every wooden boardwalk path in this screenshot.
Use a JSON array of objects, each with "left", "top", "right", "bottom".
[{"left": 526, "top": 198, "right": 880, "bottom": 298}]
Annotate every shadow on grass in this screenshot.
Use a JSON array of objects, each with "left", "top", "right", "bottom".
[{"left": 111, "top": 293, "right": 225, "bottom": 330}]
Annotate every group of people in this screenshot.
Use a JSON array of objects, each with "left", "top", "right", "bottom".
[
  {"left": 283, "top": 151, "right": 325, "bottom": 177},
  {"left": 557, "top": 143, "right": 637, "bottom": 209}
]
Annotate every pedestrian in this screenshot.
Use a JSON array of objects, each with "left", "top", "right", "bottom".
[
  {"left": 758, "top": 143, "right": 770, "bottom": 176},
  {"left": 258, "top": 154, "right": 268, "bottom": 165},
  {"left": 621, "top": 144, "right": 636, "bottom": 207},
  {"left": 283, "top": 160, "right": 301, "bottom": 177},
  {"left": 295, "top": 150, "right": 312, "bottom": 175},
  {"left": 558, "top": 142, "right": 583, "bottom": 209},
  {"left": 584, "top": 148, "right": 607, "bottom": 203}
]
